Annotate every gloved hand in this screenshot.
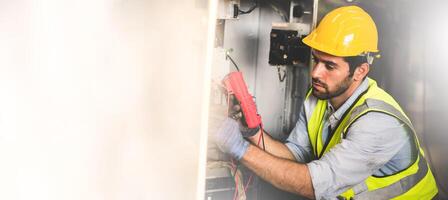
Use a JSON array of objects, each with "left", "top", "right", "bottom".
[
  {"left": 228, "top": 95, "right": 260, "bottom": 137},
  {"left": 212, "top": 117, "right": 250, "bottom": 160}
]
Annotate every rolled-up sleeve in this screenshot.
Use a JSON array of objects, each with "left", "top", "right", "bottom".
[
  {"left": 285, "top": 106, "right": 314, "bottom": 163},
  {"left": 307, "top": 112, "right": 411, "bottom": 199}
]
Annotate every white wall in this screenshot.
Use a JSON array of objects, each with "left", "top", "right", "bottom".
[{"left": 0, "top": 0, "right": 212, "bottom": 199}]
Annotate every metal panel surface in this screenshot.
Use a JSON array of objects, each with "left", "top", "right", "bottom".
[
  {"left": 0, "top": 1, "right": 212, "bottom": 199},
  {"left": 223, "top": 1, "right": 290, "bottom": 138}
]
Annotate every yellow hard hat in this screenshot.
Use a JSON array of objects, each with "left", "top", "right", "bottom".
[{"left": 302, "top": 6, "right": 379, "bottom": 57}]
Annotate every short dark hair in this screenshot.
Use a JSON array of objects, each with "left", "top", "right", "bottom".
[{"left": 343, "top": 55, "right": 368, "bottom": 77}]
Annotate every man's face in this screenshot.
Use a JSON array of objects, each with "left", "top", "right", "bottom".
[{"left": 310, "top": 50, "right": 354, "bottom": 100}]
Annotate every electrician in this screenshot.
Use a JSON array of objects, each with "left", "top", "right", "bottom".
[{"left": 213, "top": 5, "right": 438, "bottom": 199}]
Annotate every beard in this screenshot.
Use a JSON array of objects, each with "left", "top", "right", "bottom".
[{"left": 312, "top": 76, "right": 353, "bottom": 100}]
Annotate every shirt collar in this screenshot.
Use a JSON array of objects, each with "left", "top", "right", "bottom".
[{"left": 327, "top": 78, "right": 369, "bottom": 121}]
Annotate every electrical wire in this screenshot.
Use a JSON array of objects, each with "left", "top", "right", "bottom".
[
  {"left": 260, "top": 125, "right": 266, "bottom": 151},
  {"left": 230, "top": 158, "right": 247, "bottom": 200},
  {"left": 232, "top": 160, "right": 239, "bottom": 200},
  {"left": 236, "top": 0, "right": 288, "bottom": 23},
  {"left": 277, "top": 66, "right": 286, "bottom": 82},
  {"left": 243, "top": 125, "right": 266, "bottom": 194},
  {"left": 207, "top": 161, "right": 245, "bottom": 200},
  {"left": 226, "top": 96, "right": 266, "bottom": 200},
  {"left": 230, "top": 126, "right": 266, "bottom": 200},
  {"left": 226, "top": 54, "right": 240, "bottom": 71},
  {"left": 226, "top": 90, "right": 241, "bottom": 200},
  {"left": 224, "top": 53, "right": 267, "bottom": 199}
]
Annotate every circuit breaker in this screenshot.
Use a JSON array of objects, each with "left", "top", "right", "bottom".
[{"left": 268, "top": 24, "right": 311, "bottom": 66}]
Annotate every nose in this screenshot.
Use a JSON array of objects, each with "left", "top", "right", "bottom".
[{"left": 311, "top": 62, "right": 325, "bottom": 79}]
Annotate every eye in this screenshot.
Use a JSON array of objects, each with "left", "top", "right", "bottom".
[
  {"left": 312, "top": 56, "right": 319, "bottom": 64},
  {"left": 325, "top": 63, "right": 335, "bottom": 70}
]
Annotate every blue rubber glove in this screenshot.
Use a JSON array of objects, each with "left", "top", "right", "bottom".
[{"left": 213, "top": 117, "right": 250, "bottom": 160}]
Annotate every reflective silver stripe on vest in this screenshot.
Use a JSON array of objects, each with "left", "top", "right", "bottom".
[
  {"left": 349, "top": 99, "right": 415, "bottom": 134},
  {"left": 343, "top": 98, "right": 430, "bottom": 199},
  {"left": 354, "top": 154, "right": 428, "bottom": 199}
]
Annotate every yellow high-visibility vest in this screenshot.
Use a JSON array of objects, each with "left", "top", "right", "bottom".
[{"left": 306, "top": 78, "right": 438, "bottom": 199}]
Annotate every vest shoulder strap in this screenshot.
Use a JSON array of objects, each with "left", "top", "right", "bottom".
[
  {"left": 341, "top": 98, "right": 436, "bottom": 199},
  {"left": 344, "top": 98, "right": 416, "bottom": 137}
]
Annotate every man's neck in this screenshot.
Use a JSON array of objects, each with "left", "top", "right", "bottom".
[{"left": 329, "top": 80, "right": 362, "bottom": 110}]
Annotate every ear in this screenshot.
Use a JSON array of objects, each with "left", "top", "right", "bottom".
[{"left": 353, "top": 63, "right": 370, "bottom": 81}]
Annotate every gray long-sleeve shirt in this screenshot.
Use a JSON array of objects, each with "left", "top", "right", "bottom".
[{"left": 285, "top": 79, "right": 417, "bottom": 199}]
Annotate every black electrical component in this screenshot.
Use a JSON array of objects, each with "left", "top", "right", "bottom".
[
  {"left": 293, "top": 5, "right": 304, "bottom": 18},
  {"left": 269, "top": 29, "right": 310, "bottom": 66}
]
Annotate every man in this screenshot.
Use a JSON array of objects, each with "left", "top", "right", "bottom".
[{"left": 213, "top": 6, "right": 438, "bottom": 199}]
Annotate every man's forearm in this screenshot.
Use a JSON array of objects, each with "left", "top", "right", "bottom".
[
  {"left": 241, "top": 144, "right": 315, "bottom": 199},
  {"left": 248, "top": 130, "right": 296, "bottom": 161}
]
